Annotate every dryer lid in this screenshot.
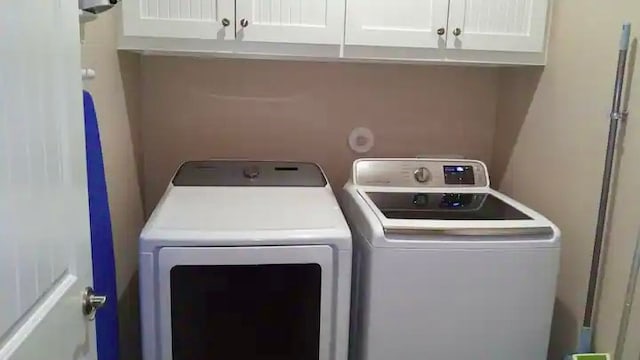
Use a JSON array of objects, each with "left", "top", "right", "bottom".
[{"left": 141, "top": 160, "right": 351, "bottom": 249}]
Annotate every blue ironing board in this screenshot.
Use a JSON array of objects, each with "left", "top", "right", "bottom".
[{"left": 83, "top": 91, "right": 120, "bottom": 360}]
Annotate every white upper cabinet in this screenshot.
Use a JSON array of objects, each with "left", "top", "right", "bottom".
[
  {"left": 235, "top": 0, "right": 345, "bottom": 44},
  {"left": 345, "top": 0, "right": 451, "bottom": 48},
  {"left": 119, "top": 0, "right": 552, "bottom": 64},
  {"left": 122, "top": 0, "right": 235, "bottom": 39},
  {"left": 447, "top": 0, "right": 549, "bottom": 52}
]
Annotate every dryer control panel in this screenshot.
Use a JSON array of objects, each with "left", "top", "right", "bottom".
[
  {"left": 173, "top": 160, "right": 328, "bottom": 187},
  {"left": 353, "top": 159, "right": 489, "bottom": 188}
]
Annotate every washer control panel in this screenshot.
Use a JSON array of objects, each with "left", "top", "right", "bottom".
[{"left": 354, "top": 159, "right": 489, "bottom": 187}]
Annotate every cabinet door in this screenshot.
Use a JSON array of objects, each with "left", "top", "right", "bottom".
[
  {"left": 345, "top": 0, "right": 450, "bottom": 48},
  {"left": 122, "top": 0, "right": 235, "bottom": 39},
  {"left": 447, "top": 0, "right": 549, "bottom": 52},
  {"left": 235, "top": 0, "right": 345, "bottom": 44}
]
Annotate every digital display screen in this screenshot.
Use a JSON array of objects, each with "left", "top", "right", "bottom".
[{"left": 443, "top": 165, "right": 475, "bottom": 185}]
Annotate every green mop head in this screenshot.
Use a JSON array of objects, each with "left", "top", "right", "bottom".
[{"left": 572, "top": 354, "right": 610, "bottom": 360}]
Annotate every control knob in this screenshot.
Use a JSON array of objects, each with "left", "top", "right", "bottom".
[{"left": 413, "top": 167, "right": 431, "bottom": 183}]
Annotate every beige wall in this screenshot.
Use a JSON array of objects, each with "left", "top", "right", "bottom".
[
  {"left": 80, "top": 2, "right": 640, "bottom": 359},
  {"left": 140, "top": 57, "right": 499, "bottom": 213},
  {"left": 493, "top": 0, "right": 640, "bottom": 358},
  {"left": 81, "top": 7, "right": 145, "bottom": 359}
]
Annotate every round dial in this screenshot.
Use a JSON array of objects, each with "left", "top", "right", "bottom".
[
  {"left": 243, "top": 166, "right": 260, "bottom": 179},
  {"left": 413, "top": 167, "right": 431, "bottom": 183}
]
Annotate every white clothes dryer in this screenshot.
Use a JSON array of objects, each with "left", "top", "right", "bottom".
[{"left": 139, "top": 160, "right": 352, "bottom": 360}]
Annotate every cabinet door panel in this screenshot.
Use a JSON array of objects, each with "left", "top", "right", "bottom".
[
  {"left": 447, "top": 0, "right": 549, "bottom": 52},
  {"left": 236, "top": 0, "right": 345, "bottom": 44},
  {"left": 345, "top": 0, "right": 450, "bottom": 48},
  {"left": 122, "top": 0, "right": 235, "bottom": 39}
]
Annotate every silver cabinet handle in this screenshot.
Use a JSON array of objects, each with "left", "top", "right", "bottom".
[
  {"left": 221, "top": 18, "right": 230, "bottom": 27},
  {"left": 437, "top": 27, "right": 445, "bottom": 36},
  {"left": 240, "top": 18, "right": 249, "bottom": 28},
  {"left": 453, "top": 28, "right": 462, "bottom": 36}
]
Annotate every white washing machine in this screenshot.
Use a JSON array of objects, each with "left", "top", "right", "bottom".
[
  {"left": 139, "top": 160, "right": 352, "bottom": 360},
  {"left": 341, "top": 158, "right": 561, "bottom": 360}
]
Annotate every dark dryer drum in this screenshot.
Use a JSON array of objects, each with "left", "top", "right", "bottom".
[{"left": 138, "top": 161, "right": 352, "bottom": 360}]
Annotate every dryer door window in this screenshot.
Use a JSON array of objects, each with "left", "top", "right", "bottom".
[
  {"left": 157, "top": 246, "right": 335, "bottom": 360},
  {"left": 170, "top": 264, "right": 321, "bottom": 359}
]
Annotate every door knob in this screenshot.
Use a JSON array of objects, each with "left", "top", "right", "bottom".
[
  {"left": 453, "top": 28, "right": 462, "bottom": 36},
  {"left": 82, "top": 286, "right": 107, "bottom": 320},
  {"left": 437, "top": 27, "right": 445, "bottom": 36},
  {"left": 221, "top": 18, "right": 230, "bottom": 27},
  {"left": 240, "top": 18, "right": 249, "bottom": 28}
]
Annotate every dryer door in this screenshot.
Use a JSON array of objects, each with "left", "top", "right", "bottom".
[{"left": 157, "top": 245, "right": 334, "bottom": 360}]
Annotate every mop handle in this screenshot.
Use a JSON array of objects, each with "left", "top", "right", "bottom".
[
  {"left": 584, "top": 22, "right": 632, "bottom": 329},
  {"left": 614, "top": 226, "right": 640, "bottom": 359},
  {"left": 612, "top": 22, "right": 633, "bottom": 360}
]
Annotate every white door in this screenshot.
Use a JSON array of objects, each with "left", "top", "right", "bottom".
[
  {"left": 235, "top": 0, "right": 345, "bottom": 44},
  {"left": 122, "top": 0, "right": 235, "bottom": 40},
  {"left": 0, "top": 1, "right": 98, "bottom": 359},
  {"left": 344, "top": 0, "right": 450, "bottom": 48},
  {"left": 447, "top": 0, "right": 550, "bottom": 52}
]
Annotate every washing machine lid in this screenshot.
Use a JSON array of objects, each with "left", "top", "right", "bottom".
[
  {"left": 141, "top": 160, "right": 351, "bottom": 248},
  {"left": 366, "top": 192, "right": 531, "bottom": 221},
  {"left": 358, "top": 189, "right": 556, "bottom": 237}
]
